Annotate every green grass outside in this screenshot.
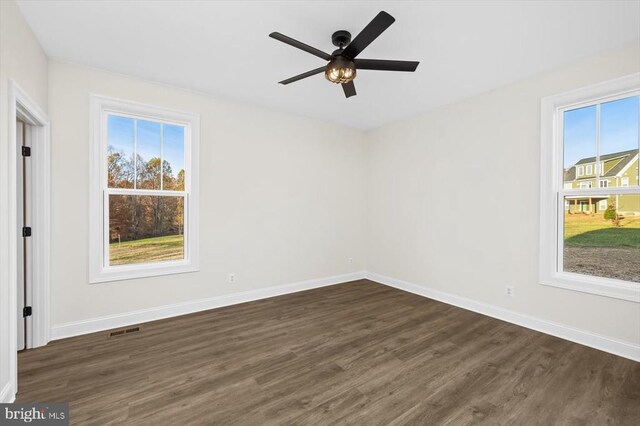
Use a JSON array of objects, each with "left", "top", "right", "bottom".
[
  {"left": 110, "top": 234, "right": 184, "bottom": 265},
  {"left": 564, "top": 214, "right": 640, "bottom": 249}
]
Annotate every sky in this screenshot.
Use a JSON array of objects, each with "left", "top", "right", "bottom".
[
  {"left": 107, "top": 114, "right": 185, "bottom": 180},
  {"left": 564, "top": 95, "right": 639, "bottom": 168}
]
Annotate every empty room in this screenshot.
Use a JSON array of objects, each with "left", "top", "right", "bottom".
[{"left": 1, "top": 0, "right": 639, "bottom": 424}]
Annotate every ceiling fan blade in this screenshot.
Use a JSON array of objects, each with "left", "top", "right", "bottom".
[
  {"left": 278, "top": 66, "right": 326, "bottom": 85},
  {"left": 354, "top": 59, "right": 419, "bottom": 72},
  {"left": 342, "top": 81, "right": 356, "bottom": 98},
  {"left": 341, "top": 11, "right": 395, "bottom": 59},
  {"left": 269, "top": 32, "right": 332, "bottom": 61}
]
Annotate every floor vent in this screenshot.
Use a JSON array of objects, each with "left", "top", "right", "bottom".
[{"left": 109, "top": 326, "right": 140, "bottom": 337}]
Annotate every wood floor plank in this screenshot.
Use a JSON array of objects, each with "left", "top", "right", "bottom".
[{"left": 16, "top": 280, "right": 640, "bottom": 425}]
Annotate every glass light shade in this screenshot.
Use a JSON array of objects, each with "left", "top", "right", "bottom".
[{"left": 325, "top": 58, "right": 356, "bottom": 84}]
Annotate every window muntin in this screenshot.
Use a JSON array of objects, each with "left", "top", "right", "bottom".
[{"left": 90, "top": 95, "right": 199, "bottom": 283}]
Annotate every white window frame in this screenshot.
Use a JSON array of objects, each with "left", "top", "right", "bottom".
[
  {"left": 540, "top": 73, "right": 640, "bottom": 303},
  {"left": 586, "top": 164, "right": 593, "bottom": 175},
  {"left": 576, "top": 166, "right": 584, "bottom": 177},
  {"left": 599, "top": 179, "right": 609, "bottom": 188},
  {"left": 599, "top": 200, "right": 608, "bottom": 210},
  {"left": 89, "top": 95, "right": 200, "bottom": 283},
  {"left": 621, "top": 177, "right": 629, "bottom": 187},
  {"left": 578, "top": 181, "right": 592, "bottom": 189}
]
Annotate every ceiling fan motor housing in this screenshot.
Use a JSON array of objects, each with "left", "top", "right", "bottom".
[{"left": 332, "top": 30, "right": 352, "bottom": 48}]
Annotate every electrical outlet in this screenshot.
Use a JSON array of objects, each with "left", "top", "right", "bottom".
[
  {"left": 228, "top": 273, "right": 236, "bottom": 284},
  {"left": 348, "top": 257, "right": 354, "bottom": 266},
  {"left": 505, "top": 286, "right": 514, "bottom": 297}
]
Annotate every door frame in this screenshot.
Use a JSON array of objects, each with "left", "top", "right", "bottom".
[{"left": 7, "top": 80, "right": 50, "bottom": 393}]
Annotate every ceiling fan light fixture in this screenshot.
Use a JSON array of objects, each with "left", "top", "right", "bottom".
[{"left": 325, "top": 58, "right": 356, "bottom": 84}]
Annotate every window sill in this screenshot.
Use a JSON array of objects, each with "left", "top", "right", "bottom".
[
  {"left": 541, "top": 272, "right": 640, "bottom": 302},
  {"left": 90, "top": 260, "right": 198, "bottom": 284}
]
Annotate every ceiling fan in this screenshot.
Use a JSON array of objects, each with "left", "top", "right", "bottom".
[{"left": 269, "top": 11, "right": 419, "bottom": 99}]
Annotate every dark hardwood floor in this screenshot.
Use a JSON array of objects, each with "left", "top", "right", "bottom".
[{"left": 17, "top": 280, "right": 640, "bottom": 425}]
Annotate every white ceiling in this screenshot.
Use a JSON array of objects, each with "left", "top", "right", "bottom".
[{"left": 17, "top": 1, "right": 640, "bottom": 130}]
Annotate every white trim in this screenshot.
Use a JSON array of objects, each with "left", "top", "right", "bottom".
[
  {"left": 365, "top": 272, "right": 640, "bottom": 362},
  {"left": 6, "top": 81, "right": 51, "bottom": 402},
  {"left": 615, "top": 153, "right": 638, "bottom": 177},
  {"left": 576, "top": 165, "right": 584, "bottom": 177},
  {"left": 89, "top": 95, "right": 200, "bottom": 283},
  {"left": 0, "top": 382, "right": 15, "bottom": 404},
  {"left": 51, "top": 271, "right": 366, "bottom": 340},
  {"left": 620, "top": 177, "right": 629, "bottom": 187},
  {"left": 540, "top": 73, "right": 640, "bottom": 302}
]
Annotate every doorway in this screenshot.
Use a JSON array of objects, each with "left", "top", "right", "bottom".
[
  {"left": 7, "top": 80, "right": 51, "bottom": 398},
  {"left": 16, "top": 118, "right": 32, "bottom": 351}
]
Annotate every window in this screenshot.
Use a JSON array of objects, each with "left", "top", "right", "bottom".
[
  {"left": 90, "top": 95, "right": 199, "bottom": 283},
  {"left": 563, "top": 183, "right": 573, "bottom": 189},
  {"left": 540, "top": 74, "right": 639, "bottom": 302},
  {"left": 586, "top": 164, "right": 593, "bottom": 175}
]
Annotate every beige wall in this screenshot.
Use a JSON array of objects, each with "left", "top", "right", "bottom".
[
  {"left": 366, "top": 43, "right": 640, "bottom": 345},
  {"left": 48, "top": 61, "right": 368, "bottom": 326},
  {"left": 0, "top": 0, "right": 49, "bottom": 401}
]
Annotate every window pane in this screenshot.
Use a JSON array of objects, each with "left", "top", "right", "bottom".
[
  {"left": 162, "top": 124, "right": 185, "bottom": 191},
  {"left": 136, "top": 120, "right": 162, "bottom": 189},
  {"left": 600, "top": 96, "right": 639, "bottom": 187},
  {"left": 107, "top": 115, "right": 135, "bottom": 188},
  {"left": 563, "top": 194, "right": 640, "bottom": 283},
  {"left": 563, "top": 105, "right": 597, "bottom": 189},
  {"left": 109, "top": 194, "right": 185, "bottom": 266}
]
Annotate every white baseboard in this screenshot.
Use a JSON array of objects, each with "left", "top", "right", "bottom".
[
  {"left": 49, "top": 270, "right": 639, "bottom": 362},
  {"left": 365, "top": 272, "right": 640, "bottom": 362},
  {"left": 0, "top": 382, "right": 15, "bottom": 403},
  {"left": 50, "top": 271, "right": 366, "bottom": 341}
]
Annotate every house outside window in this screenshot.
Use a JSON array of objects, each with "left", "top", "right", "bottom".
[
  {"left": 540, "top": 74, "right": 639, "bottom": 302},
  {"left": 90, "top": 95, "right": 200, "bottom": 283}
]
